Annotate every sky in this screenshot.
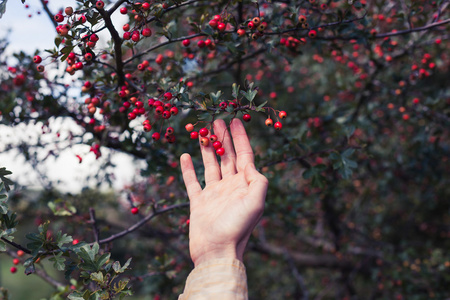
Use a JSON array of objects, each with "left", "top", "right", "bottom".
[{"left": 0, "top": 0, "right": 143, "bottom": 193}]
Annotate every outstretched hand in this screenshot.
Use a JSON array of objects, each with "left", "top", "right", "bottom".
[{"left": 180, "top": 118, "right": 268, "bottom": 267}]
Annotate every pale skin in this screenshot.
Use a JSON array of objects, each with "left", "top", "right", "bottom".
[{"left": 180, "top": 118, "right": 269, "bottom": 267}]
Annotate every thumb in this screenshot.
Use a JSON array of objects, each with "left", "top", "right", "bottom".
[{"left": 244, "top": 163, "right": 269, "bottom": 205}]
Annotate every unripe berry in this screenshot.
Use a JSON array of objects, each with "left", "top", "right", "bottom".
[
  {"left": 216, "top": 147, "right": 225, "bottom": 156},
  {"left": 33, "top": 55, "right": 42, "bottom": 64},
  {"left": 199, "top": 128, "right": 209, "bottom": 137},
  {"left": 274, "top": 121, "right": 282, "bottom": 130},
  {"left": 279, "top": 111, "right": 287, "bottom": 119},
  {"left": 190, "top": 131, "right": 199, "bottom": 139},
  {"left": 131, "top": 207, "right": 139, "bottom": 214},
  {"left": 213, "top": 141, "right": 222, "bottom": 150},
  {"left": 252, "top": 17, "right": 260, "bottom": 25},
  {"left": 200, "top": 137, "right": 209, "bottom": 146},
  {"left": 257, "top": 22, "right": 267, "bottom": 32},
  {"left": 243, "top": 113, "right": 251, "bottom": 122},
  {"left": 185, "top": 123, "right": 194, "bottom": 132},
  {"left": 37, "top": 65, "right": 45, "bottom": 72},
  {"left": 152, "top": 132, "right": 160, "bottom": 141},
  {"left": 265, "top": 118, "right": 273, "bottom": 126},
  {"left": 209, "top": 135, "right": 218, "bottom": 143}
]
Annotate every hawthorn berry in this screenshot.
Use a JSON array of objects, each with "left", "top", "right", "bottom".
[
  {"left": 13, "top": 258, "right": 20, "bottom": 265},
  {"left": 155, "top": 106, "right": 164, "bottom": 115},
  {"left": 298, "top": 15, "right": 307, "bottom": 24},
  {"left": 190, "top": 131, "right": 199, "bottom": 139},
  {"left": 257, "top": 22, "right": 267, "bottom": 32},
  {"left": 252, "top": 17, "right": 261, "bottom": 25},
  {"left": 243, "top": 113, "right": 251, "bottom": 122},
  {"left": 152, "top": 132, "right": 161, "bottom": 141},
  {"left": 308, "top": 30, "right": 317, "bottom": 38},
  {"left": 237, "top": 29, "right": 246, "bottom": 37},
  {"left": 213, "top": 141, "right": 222, "bottom": 150},
  {"left": 200, "top": 137, "right": 209, "bottom": 146},
  {"left": 274, "top": 121, "right": 282, "bottom": 130},
  {"left": 33, "top": 55, "right": 42, "bottom": 64},
  {"left": 54, "top": 13, "right": 64, "bottom": 23},
  {"left": 131, "top": 207, "right": 139, "bottom": 215},
  {"left": 166, "top": 127, "right": 174, "bottom": 135},
  {"left": 120, "top": 7, "right": 128, "bottom": 14},
  {"left": 17, "top": 250, "right": 24, "bottom": 257},
  {"left": 72, "top": 239, "right": 79, "bottom": 245},
  {"left": 279, "top": 111, "right": 287, "bottom": 119},
  {"left": 37, "top": 65, "right": 45, "bottom": 72},
  {"left": 142, "top": 28, "right": 152, "bottom": 37},
  {"left": 248, "top": 21, "right": 255, "bottom": 30},
  {"left": 185, "top": 123, "right": 194, "bottom": 132},
  {"left": 182, "top": 39, "right": 190, "bottom": 47},
  {"left": 213, "top": 14, "right": 221, "bottom": 22},
  {"left": 96, "top": 1, "right": 104, "bottom": 9},
  {"left": 162, "top": 111, "right": 171, "bottom": 119},
  {"left": 197, "top": 40, "right": 206, "bottom": 48},
  {"left": 143, "top": 123, "right": 152, "bottom": 132},
  {"left": 209, "top": 135, "right": 218, "bottom": 143},
  {"left": 265, "top": 118, "right": 273, "bottom": 126},
  {"left": 10, "top": 267, "right": 17, "bottom": 274},
  {"left": 90, "top": 34, "right": 99, "bottom": 42},
  {"left": 84, "top": 53, "right": 93, "bottom": 61},
  {"left": 79, "top": 15, "right": 87, "bottom": 23},
  {"left": 219, "top": 101, "right": 228, "bottom": 109},
  {"left": 199, "top": 128, "right": 209, "bottom": 137},
  {"left": 217, "top": 22, "right": 226, "bottom": 32},
  {"left": 209, "top": 19, "right": 218, "bottom": 28},
  {"left": 132, "top": 33, "right": 140, "bottom": 42},
  {"left": 164, "top": 103, "right": 172, "bottom": 110},
  {"left": 142, "top": 2, "right": 150, "bottom": 10},
  {"left": 65, "top": 6, "right": 73, "bottom": 15},
  {"left": 170, "top": 106, "right": 179, "bottom": 115},
  {"left": 123, "top": 24, "right": 130, "bottom": 31},
  {"left": 216, "top": 148, "right": 225, "bottom": 156},
  {"left": 164, "top": 92, "right": 173, "bottom": 101},
  {"left": 155, "top": 54, "right": 163, "bottom": 64}
]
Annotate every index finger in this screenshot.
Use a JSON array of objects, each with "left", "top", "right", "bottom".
[{"left": 230, "top": 118, "right": 254, "bottom": 172}]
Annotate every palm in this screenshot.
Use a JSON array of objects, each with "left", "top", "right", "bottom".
[{"left": 180, "top": 119, "right": 268, "bottom": 266}]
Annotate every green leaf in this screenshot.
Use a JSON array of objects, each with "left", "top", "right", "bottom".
[
  {"left": 209, "top": 91, "right": 222, "bottom": 105},
  {"left": 90, "top": 271, "right": 104, "bottom": 283},
  {"left": 96, "top": 253, "right": 111, "bottom": 270},
  {"left": 113, "top": 258, "right": 132, "bottom": 274},
  {"left": 55, "top": 231, "right": 73, "bottom": 248},
  {"left": 113, "top": 279, "right": 130, "bottom": 293},
  {"left": 232, "top": 83, "right": 240, "bottom": 98},
  {"left": 50, "top": 252, "right": 66, "bottom": 271},
  {"left": 0, "top": 240, "right": 6, "bottom": 252}
]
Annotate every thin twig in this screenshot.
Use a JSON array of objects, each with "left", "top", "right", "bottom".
[
  {"left": 89, "top": 207, "right": 100, "bottom": 244},
  {"left": 374, "top": 18, "right": 450, "bottom": 38}
]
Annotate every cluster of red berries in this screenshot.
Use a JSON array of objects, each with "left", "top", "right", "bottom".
[
  {"left": 9, "top": 250, "right": 25, "bottom": 274},
  {"left": 237, "top": 16, "right": 267, "bottom": 40},
  {"left": 265, "top": 110, "right": 287, "bottom": 131},
  {"left": 185, "top": 124, "right": 226, "bottom": 156}
]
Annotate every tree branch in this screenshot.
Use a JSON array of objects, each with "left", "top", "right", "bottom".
[
  {"left": 39, "top": 0, "right": 57, "bottom": 28},
  {"left": 374, "top": 18, "right": 450, "bottom": 39}
]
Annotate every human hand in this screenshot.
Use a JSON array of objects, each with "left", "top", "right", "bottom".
[{"left": 180, "top": 118, "right": 268, "bottom": 267}]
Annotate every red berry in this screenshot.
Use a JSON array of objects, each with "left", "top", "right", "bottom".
[
  {"left": 65, "top": 6, "right": 74, "bottom": 15},
  {"left": 96, "top": 1, "right": 104, "bottom": 9},
  {"left": 185, "top": 123, "right": 194, "bottom": 132},
  {"left": 217, "top": 22, "right": 226, "bottom": 32},
  {"left": 143, "top": 123, "right": 152, "bottom": 132},
  {"left": 142, "top": 28, "right": 152, "bottom": 37},
  {"left": 10, "top": 267, "right": 17, "bottom": 273},
  {"left": 155, "top": 106, "right": 164, "bottom": 115},
  {"left": 402, "top": 114, "right": 410, "bottom": 121},
  {"left": 132, "top": 33, "right": 140, "bottom": 42},
  {"left": 214, "top": 15, "right": 221, "bottom": 22},
  {"left": 36, "top": 65, "right": 45, "bottom": 72},
  {"left": 152, "top": 132, "right": 161, "bottom": 141},
  {"left": 170, "top": 106, "right": 179, "bottom": 115},
  {"left": 248, "top": 21, "right": 255, "bottom": 30},
  {"left": 182, "top": 39, "right": 190, "bottom": 47},
  {"left": 13, "top": 258, "right": 20, "bottom": 265},
  {"left": 123, "top": 32, "right": 131, "bottom": 40},
  {"left": 279, "top": 111, "right": 287, "bottom": 119},
  {"left": 84, "top": 53, "right": 93, "bottom": 61},
  {"left": 243, "top": 113, "right": 251, "bottom": 122},
  {"left": 162, "top": 110, "right": 171, "bottom": 119},
  {"left": 17, "top": 250, "right": 24, "bottom": 257},
  {"left": 155, "top": 54, "right": 163, "bottom": 64},
  {"left": 197, "top": 40, "right": 206, "bottom": 48},
  {"left": 190, "top": 131, "right": 199, "bottom": 139},
  {"left": 237, "top": 29, "right": 246, "bottom": 37},
  {"left": 120, "top": 7, "right": 128, "bottom": 14},
  {"left": 200, "top": 137, "right": 209, "bottom": 146},
  {"left": 72, "top": 239, "right": 79, "bottom": 245},
  {"left": 213, "top": 141, "right": 222, "bottom": 150},
  {"left": 199, "top": 128, "right": 209, "bottom": 137},
  {"left": 265, "top": 118, "right": 273, "bottom": 126},
  {"left": 209, "top": 19, "right": 218, "bottom": 28},
  {"left": 131, "top": 207, "right": 139, "bottom": 214},
  {"left": 54, "top": 13, "right": 64, "bottom": 23},
  {"left": 166, "top": 127, "right": 174, "bottom": 135},
  {"left": 33, "top": 55, "right": 42, "bottom": 64},
  {"left": 308, "top": 30, "right": 317, "bottom": 38},
  {"left": 274, "top": 121, "right": 282, "bottom": 130},
  {"left": 128, "top": 112, "right": 136, "bottom": 120},
  {"left": 164, "top": 92, "right": 173, "bottom": 101},
  {"left": 216, "top": 147, "right": 225, "bottom": 156},
  {"left": 142, "top": 2, "right": 150, "bottom": 10},
  {"left": 209, "top": 134, "right": 218, "bottom": 143},
  {"left": 219, "top": 101, "right": 228, "bottom": 109},
  {"left": 412, "top": 98, "right": 420, "bottom": 104}
]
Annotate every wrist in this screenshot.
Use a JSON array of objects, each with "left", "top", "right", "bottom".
[{"left": 192, "top": 247, "right": 240, "bottom": 267}]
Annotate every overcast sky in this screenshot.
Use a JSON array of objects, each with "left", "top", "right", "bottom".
[{"left": 0, "top": 0, "right": 143, "bottom": 193}]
